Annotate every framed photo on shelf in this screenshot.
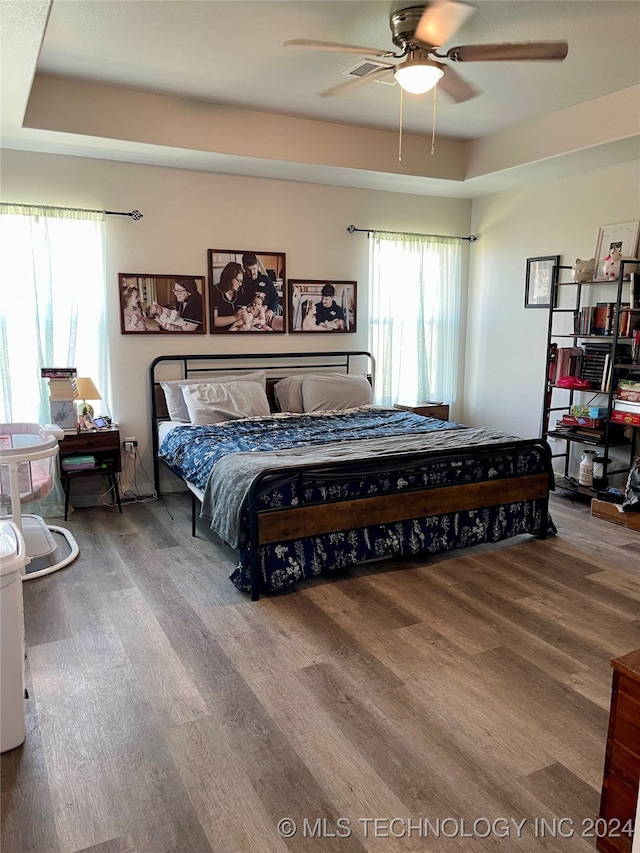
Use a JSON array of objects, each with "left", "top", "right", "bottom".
[
  {"left": 119, "top": 274, "right": 206, "bottom": 334},
  {"left": 288, "top": 279, "right": 357, "bottom": 333},
  {"left": 593, "top": 221, "right": 640, "bottom": 282},
  {"left": 525, "top": 255, "right": 560, "bottom": 309},
  {"left": 208, "top": 249, "right": 285, "bottom": 333}
]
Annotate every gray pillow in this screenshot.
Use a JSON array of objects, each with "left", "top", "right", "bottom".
[
  {"left": 273, "top": 375, "right": 305, "bottom": 413},
  {"left": 181, "top": 381, "right": 271, "bottom": 425},
  {"left": 160, "top": 370, "right": 267, "bottom": 421},
  {"left": 302, "top": 373, "right": 372, "bottom": 412}
]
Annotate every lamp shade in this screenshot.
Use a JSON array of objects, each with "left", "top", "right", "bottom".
[
  {"left": 74, "top": 377, "right": 102, "bottom": 423},
  {"left": 394, "top": 59, "right": 444, "bottom": 95},
  {"left": 74, "top": 377, "right": 101, "bottom": 401}
]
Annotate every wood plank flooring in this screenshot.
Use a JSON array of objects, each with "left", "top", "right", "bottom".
[{"left": 1, "top": 493, "right": 639, "bottom": 852}]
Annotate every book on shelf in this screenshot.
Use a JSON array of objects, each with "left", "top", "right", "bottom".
[
  {"left": 611, "top": 303, "right": 631, "bottom": 337},
  {"left": 571, "top": 427, "right": 606, "bottom": 439},
  {"left": 547, "top": 342, "right": 558, "bottom": 384},
  {"left": 631, "top": 273, "right": 640, "bottom": 311},
  {"left": 593, "top": 303, "right": 614, "bottom": 336},
  {"left": 575, "top": 306, "right": 596, "bottom": 336},
  {"left": 600, "top": 353, "right": 611, "bottom": 392},
  {"left": 579, "top": 341, "right": 611, "bottom": 388}
]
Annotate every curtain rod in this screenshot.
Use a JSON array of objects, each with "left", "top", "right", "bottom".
[
  {"left": 1, "top": 202, "right": 143, "bottom": 219},
  {"left": 346, "top": 225, "right": 477, "bottom": 242}
]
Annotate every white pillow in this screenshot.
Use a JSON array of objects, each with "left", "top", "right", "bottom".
[
  {"left": 302, "top": 373, "right": 372, "bottom": 412},
  {"left": 274, "top": 375, "right": 304, "bottom": 413},
  {"left": 180, "top": 381, "right": 271, "bottom": 425},
  {"left": 160, "top": 370, "right": 267, "bottom": 422}
]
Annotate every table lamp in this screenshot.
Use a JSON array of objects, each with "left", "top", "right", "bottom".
[{"left": 74, "top": 377, "right": 101, "bottom": 422}]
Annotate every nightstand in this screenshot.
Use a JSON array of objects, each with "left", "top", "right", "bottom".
[
  {"left": 58, "top": 427, "right": 122, "bottom": 520},
  {"left": 596, "top": 649, "right": 639, "bottom": 853},
  {"left": 394, "top": 402, "right": 450, "bottom": 420}
]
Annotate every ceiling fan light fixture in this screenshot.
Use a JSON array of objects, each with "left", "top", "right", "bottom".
[{"left": 393, "top": 58, "right": 444, "bottom": 95}]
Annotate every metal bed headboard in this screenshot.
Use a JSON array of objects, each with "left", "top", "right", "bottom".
[{"left": 149, "top": 350, "right": 375, "bottom": 494}]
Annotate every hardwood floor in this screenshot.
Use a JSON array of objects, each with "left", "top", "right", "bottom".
[{"left": 2, "top": 493, "right": 639, "bottom": 852}]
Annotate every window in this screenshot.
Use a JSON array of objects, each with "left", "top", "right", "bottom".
[
  {"left": 369, "top": 231, "right": 461, "bottom": 407},
  {"left": 0, "top": 206, "right": 108, "bottom": 425}
]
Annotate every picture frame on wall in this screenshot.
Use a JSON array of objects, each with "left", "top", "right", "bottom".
[
  {"left": 208, "top": 249, "right": 286, "bottom": 333},
  {"left": 288, "top": 279, "right": 357, "bottom": 333},
  {"left": 593, "top": 221, "right": 640, "bottom": 281},
  {"left": 524, "top": 256, "right": 560, "bottom": 309},
  {"left": 119, "top": 274, "right": 206, "bottom": 334}
]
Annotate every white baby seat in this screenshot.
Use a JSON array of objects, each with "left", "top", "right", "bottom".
[{"left": 0, "top": 423, "right": 79, "bottom": 580}]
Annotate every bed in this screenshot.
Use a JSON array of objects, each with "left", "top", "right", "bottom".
[{"left": 150, "top": 352, "right": 556, "bottom": 600}]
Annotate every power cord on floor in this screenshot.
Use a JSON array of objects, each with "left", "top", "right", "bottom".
[{"left": 118, "top": 446, "right": 158, "bottom": 504}]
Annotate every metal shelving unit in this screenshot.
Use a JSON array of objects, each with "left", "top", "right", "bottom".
[{"left": 541, "top": 259, "right": 640, "bottom": 499}]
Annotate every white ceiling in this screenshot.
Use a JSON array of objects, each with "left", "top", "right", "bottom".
[{"left": 1, "top": 0, "right": 640, "bottom": 198}]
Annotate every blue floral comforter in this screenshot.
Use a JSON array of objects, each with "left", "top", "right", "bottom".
[{"left": 159, "top": 408, "right": 555, "bottom": 594}]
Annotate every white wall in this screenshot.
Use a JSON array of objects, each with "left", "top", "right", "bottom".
[
  {"left": 6, "top": 151, "right": 638, "bottom": 495},
  {"left": 467, "top": 159, "right": 640, "bottom": 481},
  {"left": 2, "top": 149, "right": 472, "bottom": 493}
]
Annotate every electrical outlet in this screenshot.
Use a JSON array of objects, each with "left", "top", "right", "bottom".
[{"left": 123, "top": 439, "right": 138, "bottom": 453}]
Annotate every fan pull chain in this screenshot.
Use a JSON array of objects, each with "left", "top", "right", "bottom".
[
  {"left": 431, "top": 85, "right": 438, "bottom": 155},
  {"left": 398, "top": 86, "right": 404, "bottom": 162}
]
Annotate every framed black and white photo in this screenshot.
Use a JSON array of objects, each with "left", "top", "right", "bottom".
[
  {"left": 208, "top": 249, "right": 285, "bottom": 333},
  {"left": 49, "top": 399, "right": 76, "bottom": 430},
  {"left": 119, "top": 273, "right": 206, "bottom": 334},
  {"left": 525, "top": 256, "right": 560, "bottom": 309},
  {"left": 593, "top": 221, "right": 640, "bottom": 282},
  {"left": 288, "top": 279, "right": 357, "bottom": 333}
]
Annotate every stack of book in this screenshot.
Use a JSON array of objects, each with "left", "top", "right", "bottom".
[
  {"left": 580, "top": 341, "right": 612, "bottom": 391},
  {"left": 611, "top": 379, "right": 640, "bottom": 426},
  {"left": 575, "top": 306, "right": 596, "bottom": 335},
  {"left": 41, "top": 367, "right": 77, "bottom": 430},
  {"left": 555, "top": 413, "right": 606, "bottom": 442},
  {"left": 594, "top": 302, "right": 615, "bottom": 336}
]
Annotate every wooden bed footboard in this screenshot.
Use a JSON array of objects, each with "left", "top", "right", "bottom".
[{"left": 245, "top": 439, "right": 555, "bottom": 600}]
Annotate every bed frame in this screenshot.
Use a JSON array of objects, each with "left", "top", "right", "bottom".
[{"left": 150, "top": 352, "right": 555, "bottom": 600}]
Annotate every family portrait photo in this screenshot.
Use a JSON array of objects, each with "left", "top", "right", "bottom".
[
  {"left": 119, "top": 274, "right": 206, "bottom": 334},
  {"left": 288, "top": 280, "right": 357, "bottom": 333},
  {"left": 208, "top": 249, "right": 286, "bottom": 333}
]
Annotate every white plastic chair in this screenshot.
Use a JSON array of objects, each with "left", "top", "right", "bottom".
[{"left": 0, "top": 423, "right": 79, "bottom": 580}]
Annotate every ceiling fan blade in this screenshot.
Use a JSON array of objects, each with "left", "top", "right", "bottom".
[
  {"left": 415, "top": 0, "right": 476, "bottom": 47},
  {"left": 284, "top": 39, "right": 393, "bottom": 58},
  {"left": 446, "top": 41, "right": 569, "bottom": 62},
  {"left": 438, "top": 66, "right": 479, "bottom": 103},
  {"left": 319, "top": 66, "right": 395, "bottom": 98}
]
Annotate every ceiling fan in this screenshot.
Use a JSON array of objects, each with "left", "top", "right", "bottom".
[{"left": 284, "top": 0, "right": 568, "bottom": 103}]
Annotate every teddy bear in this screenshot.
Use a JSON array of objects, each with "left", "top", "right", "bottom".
[
  {"left": 601, "top": 250, "right": 638, "bottom": 280},
  {"left": 571, "top": 257, "right": 595, "bottom": 283}
]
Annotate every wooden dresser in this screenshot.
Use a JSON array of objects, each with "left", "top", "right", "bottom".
[{"left": 597, "top": 649, "right": 640, "bottom": 853}]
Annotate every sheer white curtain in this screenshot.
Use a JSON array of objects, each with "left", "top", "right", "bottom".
[
  {"left": 0, "top": 205, "right": 109, "bottom": 425},
  {"left": 369, "top": 231, "right": 462, "bottom": 407}
]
